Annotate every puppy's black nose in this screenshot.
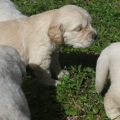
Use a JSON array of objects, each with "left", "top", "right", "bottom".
[{"left": 92, "top": 33, "right": 98, "bottom": 40}]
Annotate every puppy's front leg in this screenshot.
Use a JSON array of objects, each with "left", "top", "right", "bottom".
[
  {"left": 29, "top": 56, "right": 60, "bottom": 86},
  {"left": 50, "top": 51, "right": 69, "bottom": 79}
]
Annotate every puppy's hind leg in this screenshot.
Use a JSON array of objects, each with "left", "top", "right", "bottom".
[{"left": 104, "top": 91, "right": 120, "bottom": 120}]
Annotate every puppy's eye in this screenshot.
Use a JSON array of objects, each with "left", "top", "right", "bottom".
[
  {"left": 72, "top": 26, "right": 82, "bottom": 34},
  {"left": 76, "top": 27, "right": 82, "bottom": 32}
]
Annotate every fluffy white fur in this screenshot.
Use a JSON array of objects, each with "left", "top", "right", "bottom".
[
  {"left": 0, "top": 0, "right": 26, "bottom": 21},
  {"left": 0, "top": 5, "right": 97, "bottom": 86},
  {"left": 95, "top": 42, "right": 120, "bottom": 120},
  {"left": 0, "top": 45, "right": 30, "bottom": 120}
]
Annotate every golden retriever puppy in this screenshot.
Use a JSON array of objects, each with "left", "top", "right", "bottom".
[
  {"left": 0, "top": 45, "right": 30, "bottom": 120},
  {"left": 0, "top": 5, "right": 97, "bottom": 86},
  {"left": 95, "top": 42, "right": 120, "bottom": 120},
  {"left": 0, "top": 0, "right": 26, "bottom": 22}
]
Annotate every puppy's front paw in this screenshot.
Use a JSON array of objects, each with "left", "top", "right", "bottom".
[
  {"left": 54, "top": 80, "right": 61, "bottom": 86},
  {"left": 57, "top": 70, "right": 69, "bottom": 79},
  {"left": 44, "top": 79, "right": 61, "bottom": 86}
]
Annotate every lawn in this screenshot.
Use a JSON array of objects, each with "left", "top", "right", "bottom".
[{"left": 13, "top": 0, "right": 120, "bottom": 120}]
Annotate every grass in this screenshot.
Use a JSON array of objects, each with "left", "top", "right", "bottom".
[{"left": 12, "top": 0, "right": 120, "bottom": 119}]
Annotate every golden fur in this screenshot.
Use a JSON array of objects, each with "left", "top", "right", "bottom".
[{"left": 0, "top": 5, "right": 97, "bottom": 86}]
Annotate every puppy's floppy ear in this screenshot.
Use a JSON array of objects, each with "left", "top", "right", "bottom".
[{"left": 48, "top": 24, "right": 64, "bottom": 45}]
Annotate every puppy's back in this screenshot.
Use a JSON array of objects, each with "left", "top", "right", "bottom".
[
  {"left": 0, "top": 45, "right": 26, "bottom": 82},
  {"left": 95, "top": 42, "right": 120, "bottom": 94},
  {"left": 0, "top": 0, "right": 26, "bottom": 22},
  {"left": 0, "top": 45, "right": 30, "bottom": 120}
]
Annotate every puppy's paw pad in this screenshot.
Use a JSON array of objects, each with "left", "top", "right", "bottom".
[{"left": 58, "top": 70, "right": 69, "bottom": 79}]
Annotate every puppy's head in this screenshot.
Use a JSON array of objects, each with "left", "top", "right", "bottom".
[{"left": 48, "top": 5, "right": 97, "bottom": 48}]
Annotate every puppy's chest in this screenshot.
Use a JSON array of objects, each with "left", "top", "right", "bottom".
[
  {"left": 47, "top": 42, "right": 59, "bottom": 54},
  {"left": 37, "top": 41, "right": 59, "bottom": 57}
]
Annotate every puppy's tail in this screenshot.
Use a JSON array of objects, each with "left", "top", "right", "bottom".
[{"left": 95, "top": 49, "right": 109, "bottom": 94}]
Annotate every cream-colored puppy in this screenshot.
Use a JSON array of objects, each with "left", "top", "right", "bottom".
[
  {"left": 0, "top": 45, "right": 30, "bottom": 120},
  {"left": 95, "top": 42, "right": 120, "bottom": 120},
  {"left": 0, "top": 0, "right": 26, "bottom": 21},
  {"left": 0, "top": 5, "right": 97, "bottom": 86}
]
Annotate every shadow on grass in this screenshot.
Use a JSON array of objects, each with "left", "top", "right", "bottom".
[
  {"left": 59, "top": 50, "right": 99, "bottom": 70},
  {"left": 22, "top": 50, "right": 99, "bottom": 120},
  {"left": 59, "top": 50, "right": 111, "bottom": 96},
  {"left": 22, "top": 68, "right": 66, "bottom": 120}
]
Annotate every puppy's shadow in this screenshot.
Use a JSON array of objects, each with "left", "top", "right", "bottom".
[
  {"left": 22, "top": 49, "right": 99, "bottom": 120},
  {"left": 60, "top": 49, "right": 111, "bottom": 97},
  {"left": 59, "top": 49, "right": 99, "bottom": 70},
  {"left": 22, "top": 67, "right": 66, "bottom": 120}
]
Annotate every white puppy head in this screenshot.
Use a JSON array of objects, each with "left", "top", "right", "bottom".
[{"left": 48, "top": 5, "right": 97, "bottom": 48}]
